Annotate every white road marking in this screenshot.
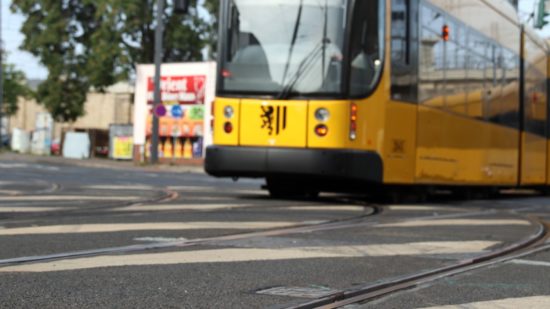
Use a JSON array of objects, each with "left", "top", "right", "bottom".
[
  {"left": 0, "top": 190, "right": 20, "bottom": 195},
  {"left": 166, "top": 186, "right": 223, "bottom": 192},
  {"left": 184, "top": 196, "right": 238, "bottom": 201},
  {"left": 300, "top": 241, "right": 499, "bottom": 257},
  {"left": 0, "top": 221, "right": 308, "bottom": 236},
  {"left": 0, "top": 163, "right": 27, "bottom": 168},
  {"left": 0, "top": 207, "right": 64, "bottom": 213},
  {"left": 84, "top": 185, "right": 155, "bottom": 190},
  {"left": 0, "top": 163, "right": 59, "bottom": 171},
  {"left": 510, "top": 259, "right": 550, "bottom": 268},
  {"left": 418, "top": 296, "right": 550, "bottom": 308},
  {"left": 387, "top": 205, "right": 464, "bottom": 212},
  {"left": 167, "top": 186, "right": 263, "bottom": 195},
  {"left": 378, "top": 219, "right": 531, "bottom": 228},
  {"left": 0, "top": 241, "right": 499, "bottom": 273},
  {"left": 0, "top": 195, "right": 141, "bottom": 201},
  {"left": 287, "top": 206, "right": 367, "bottom": 212},
  {"left": 116, "top": 204, "right": 251, "bottom": 212},
  {"left": 134, "top": 237, "right": 188, "bottom": 242}
]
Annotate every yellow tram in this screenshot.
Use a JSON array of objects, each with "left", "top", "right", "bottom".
[{"left": 205, "top": 0, "right": 550, "bottom": 197}]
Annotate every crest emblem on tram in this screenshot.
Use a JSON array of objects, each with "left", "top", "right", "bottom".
[{"left": 261, "top": 105, "right": 288, "bottom": 136}]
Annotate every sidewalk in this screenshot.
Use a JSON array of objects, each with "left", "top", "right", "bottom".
[{"left": 0, "top": 152, "right": 205, "bottom": 174}]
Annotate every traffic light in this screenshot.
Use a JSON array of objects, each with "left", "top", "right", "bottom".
[
  {"left": 174, "top": 0, "right": 190, "bottom": 14},
  {"left": 535, "top": 0, "right": 549, "bottom": 29}
]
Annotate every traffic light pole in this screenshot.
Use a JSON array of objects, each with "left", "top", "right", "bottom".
[
  {"left": 535, "top": 0, "right": 549, "bottom": 29},
  {"left": 150, "top": 0, "right": 188, "bottom": 164},
  {"left": 151, "top": 0, "right": 165, "bottom": 164}
]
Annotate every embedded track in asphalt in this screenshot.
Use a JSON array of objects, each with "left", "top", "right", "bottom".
[
  {"left": 0, "top": 196, "right": 532, "bottom": 273},
  {"left": 0, "top": 196, "right": 382, "bottom": 267},
  {"left": 0, "top": 185, "right": 179, "bottom": 223},
  {"left": 285, "top": 210, "right": 550, "bottom": 309},
  {"left": 2, "top": 162, "right": 548, "bottom": 308}
]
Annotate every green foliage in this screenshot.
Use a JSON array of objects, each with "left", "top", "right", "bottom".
[
  {"left": 11, "top": 0, "right": 211, "bottom": 122},
  {"left": 203, "top": 0, "right": 219, "bottom": 59},
  {"left": 2, "top": 63, "right": 32, "bottom": 116}
]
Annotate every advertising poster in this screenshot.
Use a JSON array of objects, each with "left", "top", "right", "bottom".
[
  {"left": 145, "top": 75, "right": 205, "bottom": 159},
  {"left": 113, "top": 137, "right": 134, "bottom": 160},
  {"left": 133, "top": 62, "right": 216, "bottom": 162}
]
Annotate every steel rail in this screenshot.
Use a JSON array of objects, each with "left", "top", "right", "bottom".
[
  {"left": 0, "top": 202, "right": 381, "bottom": 267},
  {"left": 0, "top": 180, "right": 61, "bottom": 196},
  {"left": 0, "top": 205, "right": 502, "bottom": 269},
  {"left": 0, "top": 187, "right": 179, "bottom": 224},
  {"left": 285, "top": 215, "right": 548, "bottom": 309}
]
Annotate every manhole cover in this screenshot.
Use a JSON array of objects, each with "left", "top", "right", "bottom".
[{"left": 256, "top": 286, "right": 340, "bottom": 299}]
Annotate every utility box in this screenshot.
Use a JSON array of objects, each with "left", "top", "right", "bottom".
[
  {"left": 31, "top": 112, "right": 54, "bottom": 156},
  {"left": 11, "top": 128, "right": 31, "bottom": 153}
]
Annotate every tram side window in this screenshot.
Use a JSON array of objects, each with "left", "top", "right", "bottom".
[
  {"left": 349, "top": 0, "right": 384, "bottom": 97},
  {"left": 419, "top": 4, "right": 446, "bottom": 106},
  {"left": 453, "top": 24, "right": 469, "bottom": 115},
  {"left": 482, "top": 44, "right": 496, "bottom": 121},
  {"left": 391, "top": 0, "right": 408, "bottom": 65},
  {"left": 465, "top": 33, "right": 486, "bottom": 118},
  {"left": 444, "top": 21, "right": 467, "bottom": 114},
  {"left": 501, "top": 49, "right": 520, "bottom": 129},
  {"left": 391, "top": 0, "right": 418, "bottom": 102},
  {"left": 486, "top": 45, "right": 505, "bottom": 123}
]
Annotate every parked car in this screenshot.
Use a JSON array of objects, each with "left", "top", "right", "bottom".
[{"left": 51, "top": 138, "right": 61, "bottom": 155}]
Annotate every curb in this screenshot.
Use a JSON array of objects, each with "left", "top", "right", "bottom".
[{"left": 0, "top": 152, "right": 206, "bottom": 174}]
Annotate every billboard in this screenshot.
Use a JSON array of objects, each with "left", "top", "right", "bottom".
[
  {"left": 146, "top": 75, "right": 206, "bottom": 105},
  {"left": 133, "top": 62, "right": 216, "bottom": 162}
]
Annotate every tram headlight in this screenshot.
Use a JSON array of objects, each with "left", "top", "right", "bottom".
[
  {"left": 315, "top": 108, "right": 330, "bottom": 122},
  {"left": 224, "top": 106, "right": 234, "bottom": 119},
  {"left": 315, "top": 124, "right": 329, "bottom": 137}
]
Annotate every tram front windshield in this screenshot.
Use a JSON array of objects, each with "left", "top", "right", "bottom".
[{"left": 220, "top": 0, "right": 348, "bottom": 97}]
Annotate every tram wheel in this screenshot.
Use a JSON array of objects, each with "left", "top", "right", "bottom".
[{"left": 266, "top": 178, "right": 320, "bottom": 199}]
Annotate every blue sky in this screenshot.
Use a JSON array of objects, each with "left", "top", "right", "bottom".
[
  {"left": 2, "top": 0, "right": 550, "bottom": 80},
  {"left": 2, "top": 0, "right": 48, "bottom": 79}
]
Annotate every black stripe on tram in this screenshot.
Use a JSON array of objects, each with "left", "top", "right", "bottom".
[
  {"left": 283, "top": 107, "right": 287, "bottom": 130},
  {"left": 276, "top": 106, "right": 281, "bottom": 135}
]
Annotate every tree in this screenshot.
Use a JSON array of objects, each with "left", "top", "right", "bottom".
[
  {"left": 2, "top": 62, "right": 32, "bottom": 116},
  {"left": 203, "top": 0, "right": 219, "bottom": 59},
  {"left": 11, "top": 0, "right": 209, "bottom": 122}
]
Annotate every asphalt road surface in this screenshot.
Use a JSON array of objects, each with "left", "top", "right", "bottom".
[{"left": 1, "top": 155, "right": 550, "bottom": 308}]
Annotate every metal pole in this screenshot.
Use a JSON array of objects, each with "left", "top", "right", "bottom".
[
  {"left": 0, "top": 2, "right": 4, "bottom": 150},
  {"left": 151, "top": 0, "right": 165, "bottom": 164}
]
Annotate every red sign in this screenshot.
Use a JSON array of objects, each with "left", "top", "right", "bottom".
[{"left": 147, "top": 75, "right": 206, "bottom": 105}]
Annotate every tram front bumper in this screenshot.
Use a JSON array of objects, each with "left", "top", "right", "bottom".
[{"left": 204, "top": 146, "right": 383, "bottom": 183}]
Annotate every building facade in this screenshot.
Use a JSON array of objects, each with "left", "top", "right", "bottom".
[{"left": 8, "top": 82, "right": 134, "bottom": 142}]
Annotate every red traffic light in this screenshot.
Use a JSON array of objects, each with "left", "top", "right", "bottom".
[{"left": 442, "top": 25, "right": 450, "bottom": 41}]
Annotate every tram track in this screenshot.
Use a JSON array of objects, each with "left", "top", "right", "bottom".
[
  {"left": 286, "top": 214, "right": 550, "bottom": 309},
  {"left": 1, "top": 189, "right": 546, "bottom": 309},
  {"left": 0, "top": 180, "right": 61, "bottom": 196},
  {"left": 0, "top": 186, "right": 179, "bottom": 224},
  {"left": 0, "top": 200, "right": 381, "bottom": 267},
  {"left": 0, "top": 201, "right": 508, "bottom": 269},
  {"left": 31, "top": 181, "right": 62, "bottom": 195}
]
